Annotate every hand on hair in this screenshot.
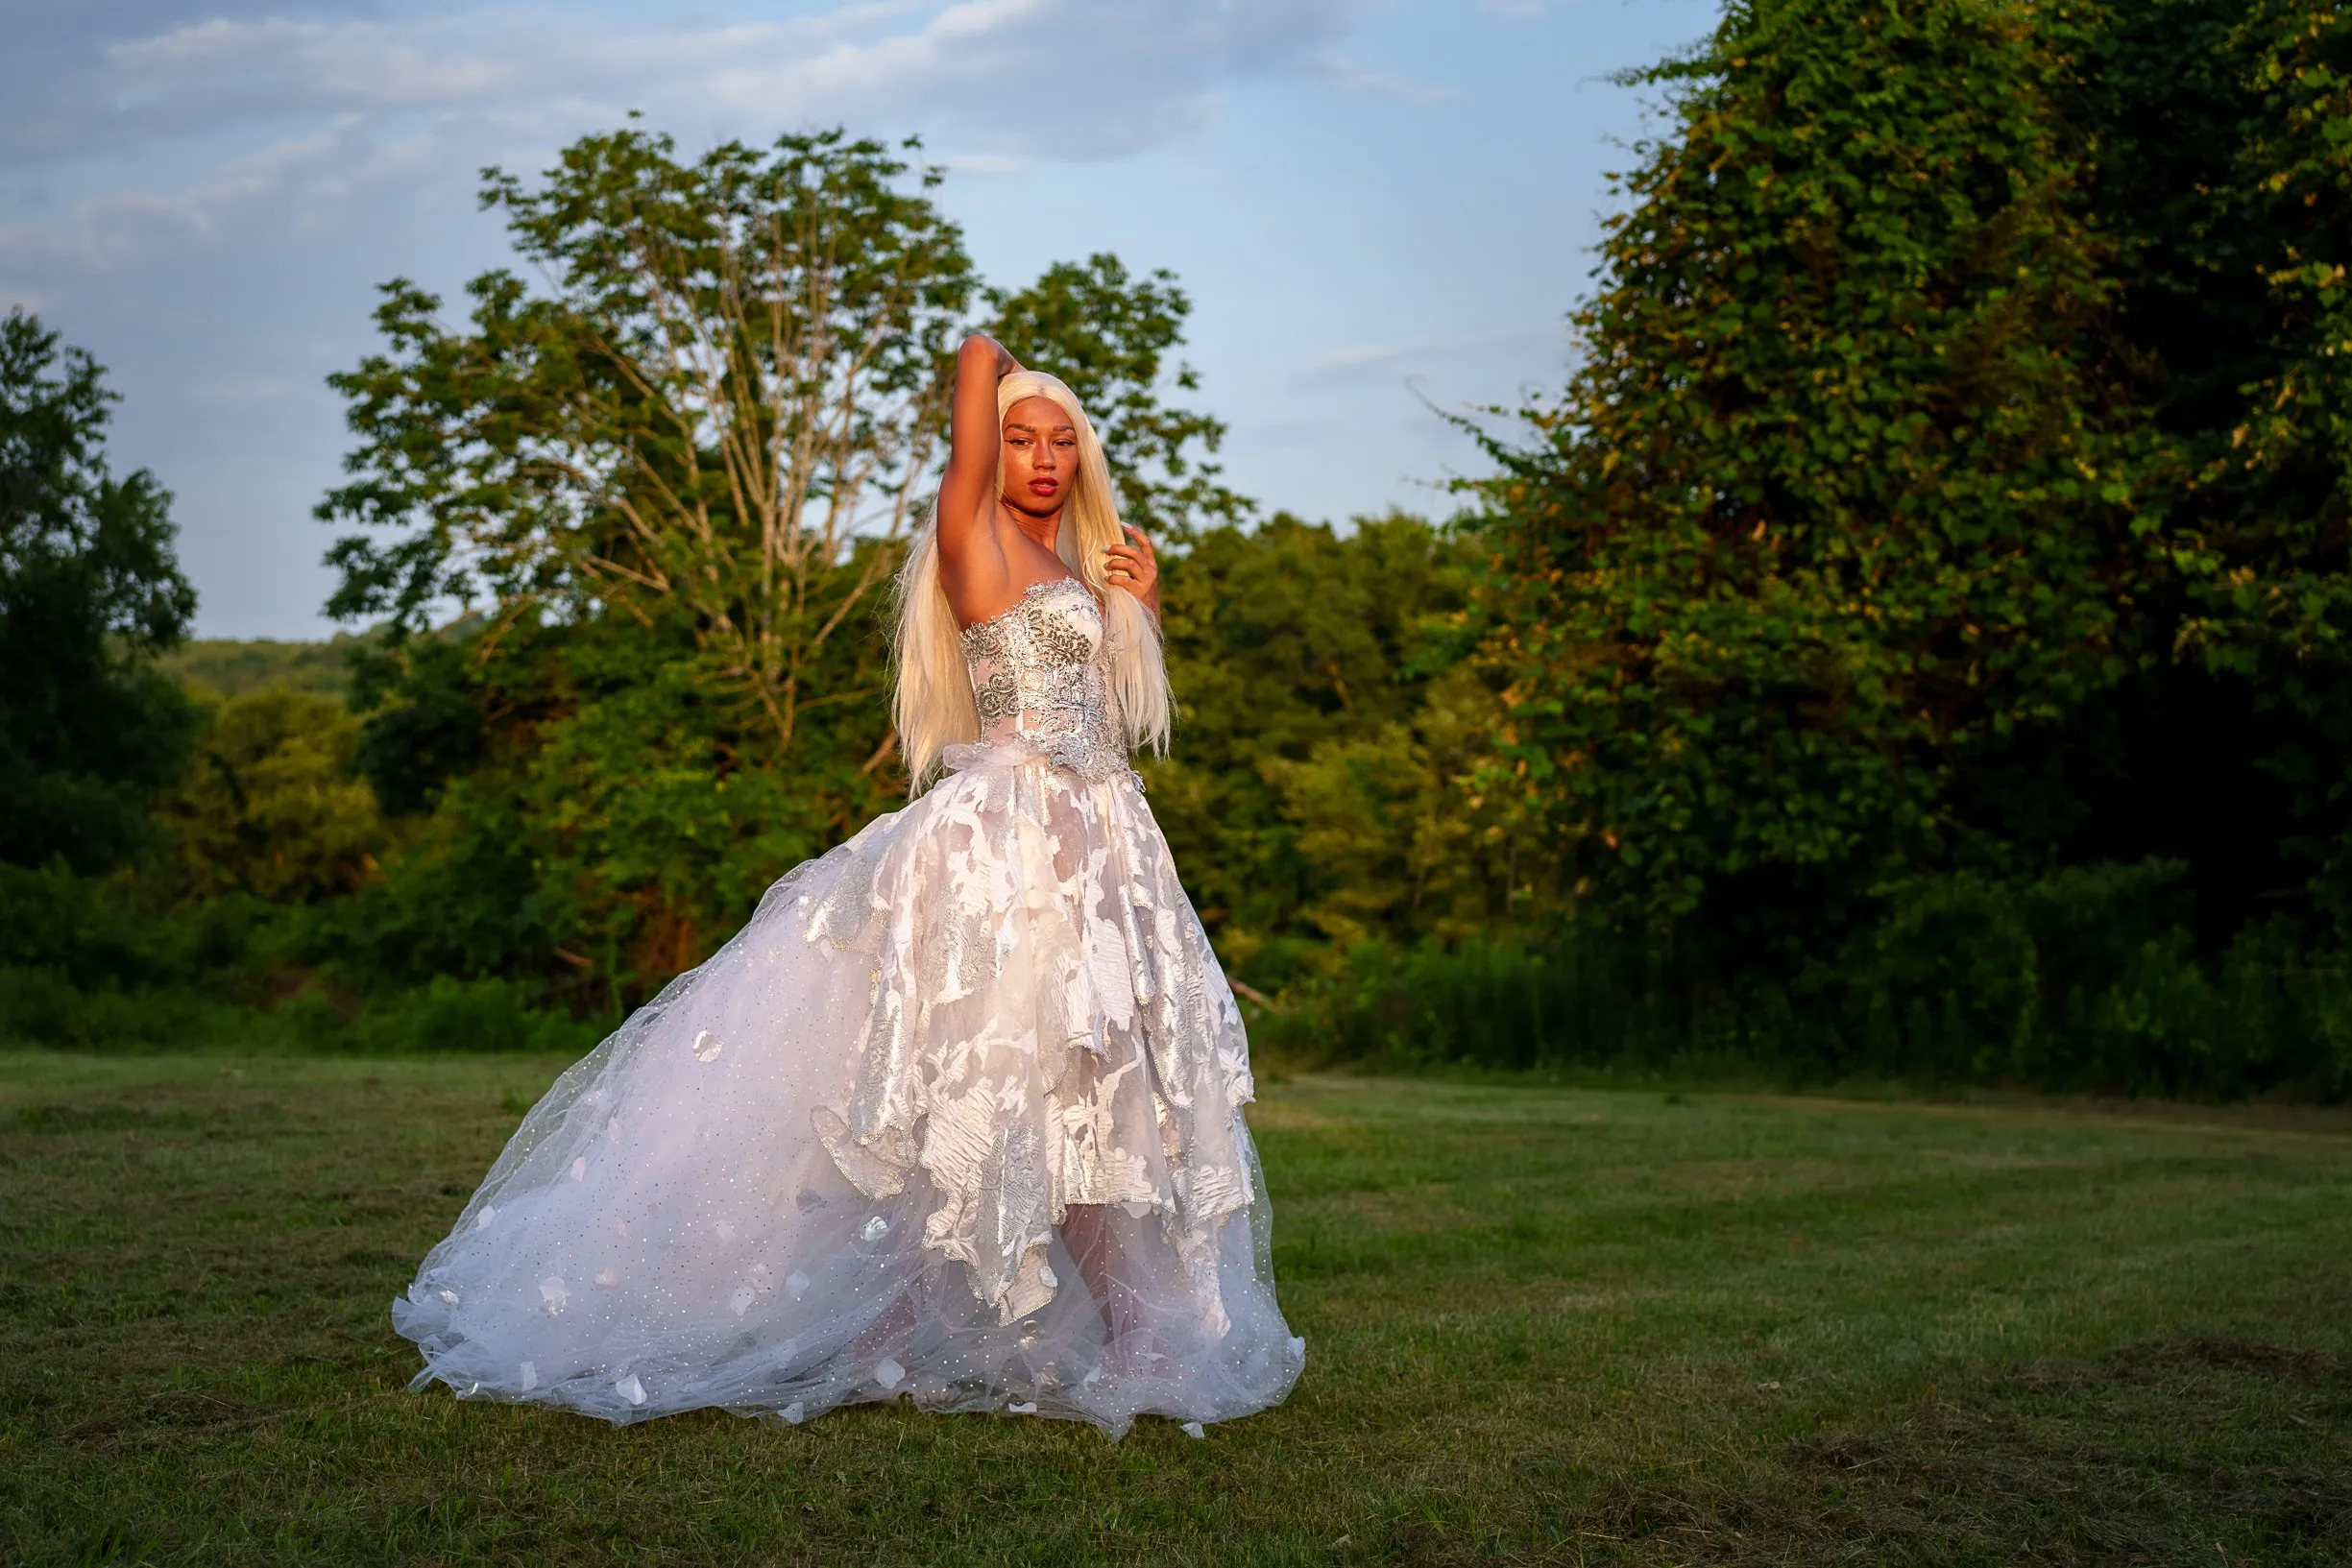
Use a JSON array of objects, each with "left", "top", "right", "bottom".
[{"left": 1104, "top": 524, "right": 1160, "bottom": 617}]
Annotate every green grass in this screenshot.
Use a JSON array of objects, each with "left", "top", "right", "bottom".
[{"left": 3, "top": 1054, "right": 2349, "bottom": 1565}]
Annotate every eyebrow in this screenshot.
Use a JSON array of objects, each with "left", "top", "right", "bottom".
[{"left": 1004, "top": 422, "right": 1078, "bottom": 433}]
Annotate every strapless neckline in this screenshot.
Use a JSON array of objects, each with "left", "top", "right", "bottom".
[{"left": 958, "top": 575, "right": 1095, "bottom": 642}]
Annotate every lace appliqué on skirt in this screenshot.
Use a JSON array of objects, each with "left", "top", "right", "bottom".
[{"left": 804, "top": 755, "right": 1254, "bottom": 1329}]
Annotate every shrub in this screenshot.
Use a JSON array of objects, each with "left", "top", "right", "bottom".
[{"left": 1267, "top": 860, "right": 2350, "bottom": 1099}]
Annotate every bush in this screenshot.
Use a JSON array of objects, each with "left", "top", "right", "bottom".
[
  {"left": 0, "top": 967, "right": 252, "bottom": 1050},
  {"left": 0, "top": 972, "right": 606, "bottom": 1056},
  {"left": 338, "top": 977, "right": 603, "bottom": 1056},
  {"left": 1266, "top": 860, "right": 2352, "bottom": 1099},
  {"left": 0, "top": 861, "right": 603, "bottom": 1056},
  {"left": 1253, "top": 933, "right": 1694, "bottom": 1074}
]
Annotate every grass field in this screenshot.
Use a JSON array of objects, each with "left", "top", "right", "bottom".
[{"left": 3, "top": 1054, "right": 2349, "bottom": 1565}]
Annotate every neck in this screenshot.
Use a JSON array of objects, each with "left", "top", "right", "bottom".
[{"left": 1004, "top": 502, "right": 1063, "bottom": 556}]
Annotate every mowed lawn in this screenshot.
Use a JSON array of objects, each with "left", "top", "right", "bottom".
[{"left": 2, "top": 1055, "right": 2349, "bottom": 1566}]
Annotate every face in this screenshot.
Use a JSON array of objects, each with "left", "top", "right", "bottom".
[{"left": 999, "top": 396, "right": 1079, "bottom": 519}]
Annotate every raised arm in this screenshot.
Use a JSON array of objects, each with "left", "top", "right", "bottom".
[{"left": 935, "top": 333, "right": 1019, "bottom": 622}]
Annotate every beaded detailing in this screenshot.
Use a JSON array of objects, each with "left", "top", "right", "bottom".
[{"left": 959, "top": 577, "right": 1128, "bottom": 780}]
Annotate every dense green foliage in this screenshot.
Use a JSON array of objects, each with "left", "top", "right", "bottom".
[
  {"left": 1462, "top": 0, "right": 2352, "bottom": 1092},
  {"left": 153, "top": 689, "right": 385, "bottom": 907},
  {"left": 1145, "top": 513, "right": 1521, "bottom": 984},
  {"left": 2076, "top": 0, "right": 2352, "bottom": 937},
  {"left": 1270, "top": 865, "right": 2352, "bottom": 1099},
  {"left": 1482, "top": 0, "right": 2137, "bottom": 931},
  {"left": 0, "top": 310, "right": 197, "bottom": 875},
  {"left": 161, "top": 633, "right": 372, "bottom": 700}
]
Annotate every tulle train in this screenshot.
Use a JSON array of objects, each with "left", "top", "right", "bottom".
[{"left": 393, "top": 740, "right": 1304, "bottom": 1437}]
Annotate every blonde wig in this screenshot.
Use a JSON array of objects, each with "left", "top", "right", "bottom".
[{"left": 892, "top": 370, "right": 1173, "bottom": 793}]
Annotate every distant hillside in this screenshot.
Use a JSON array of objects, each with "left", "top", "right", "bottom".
[
  {"left": 160, "top": 617, "right": 482, "bottom": 700},
  {"left": 161, "top": 634, "right": 367, "bottom": 700}
]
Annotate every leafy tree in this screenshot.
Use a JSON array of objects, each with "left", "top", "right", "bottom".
[
  {"left": 1269, "top": 660, "right": 1539, "bottom": 953},
  {"left": 318, "top": 128, "right": 975, "bottom": 1002},
  {"left": 1456, "top": 0, "right": 2352, "bottom": 1089},
  {"left": 1475, "top": 0, "right": 2146, "bottom": 951},
  {"left": 150, "top": 689, "right": 384, "bottom": 905},
  {"left": 2211, "top": 0, "right": 2352, "bottom": 937},
  {"left": 162, "top": 632, "right": 371, "bottom": 700},
  {"left": 2150, "top": 0, "right": 2352, "bottom": 674},
  {"left": 322, "top": 601, "right": 863, "bottom": 1010},
  {"left": 1144, "top": 513, "right": 1503, "bottom": 985},
  {"left": 2065, "top": 0, "right": 2352, "bottom": 940},
  {"left": 0, "top": 309, "right": 197, "bottom": 873},
  {"left": 321, "top": 125, "right": 974, "bottom": 752}
]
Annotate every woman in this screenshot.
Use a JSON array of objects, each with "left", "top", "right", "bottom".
[{"left": 393, "top": 334, "right": 1304, "bottom": 1439}]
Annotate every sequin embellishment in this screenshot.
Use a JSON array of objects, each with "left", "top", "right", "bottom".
[{"left": 958, "top": 578, "right": 1128, "bottom": 780}]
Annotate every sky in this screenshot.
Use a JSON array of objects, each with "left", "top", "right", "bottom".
[{"left": 0, "top": 0, "right": 1722, "bottom": 640}]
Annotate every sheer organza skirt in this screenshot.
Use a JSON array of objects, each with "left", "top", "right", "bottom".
[{"left": 392, "top": 740, "right": 1304, "bottom": 1437}]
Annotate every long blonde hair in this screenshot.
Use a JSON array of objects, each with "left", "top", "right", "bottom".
[{"left": 892, "top": 370, "right": 1173, "bottom": 793}]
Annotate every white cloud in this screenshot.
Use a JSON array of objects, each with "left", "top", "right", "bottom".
[
  {"left": 935, "top": 152, "right": 1030, "bottom": 178},
  {"left": 1291, "top": 326, "right": 1560, "bottom": 388},
  {"left": 0, "top": 0, "right": 1385, "bottom": 638},
  {"left": 1309, "top": 53, "right": 1453, "bottom": 106},
  {"left": 5, "top": 1, "right": 1366, "bottom": 169},
  {"left": 0, "top": 119, "right": 374, "bottom": 278}
]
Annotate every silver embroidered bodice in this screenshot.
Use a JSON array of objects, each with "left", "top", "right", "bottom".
[{"left": 959, "top": 576, "right": 1128, "bottom": 779}]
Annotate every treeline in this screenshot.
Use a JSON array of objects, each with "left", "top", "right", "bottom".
[
  {"left": 0, "top": 128, "right": 1501, "bottom": 1059},
  {"left": 0, "top": 506, "right": 1486, "bottom": 1059},
  {"left": 9, "top": 0, "right": 2352, "bottom": 1098}
]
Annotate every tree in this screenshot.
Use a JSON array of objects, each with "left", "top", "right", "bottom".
[
  {"left": 1474, "top": 0, "right": 2145, "bottom": 952},
  {"left": 321, "top": 126, "right": 976, "bottom": 755},
  {"left": 1144, "top": 513, "right": 1499, "bottom": 986},
  {"left": 0, "top": 309, "right": 197, "bottom": 873},
  {"left": 2076, "top": 0, "right": 2352, "bottom": 940},
  {"left": 151, "top": 689, "right": 384, "bottom": 905}
]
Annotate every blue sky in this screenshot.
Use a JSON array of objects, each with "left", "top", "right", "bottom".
[{"left": 0, "top": 0, "right": 1720, "bottom": 639}]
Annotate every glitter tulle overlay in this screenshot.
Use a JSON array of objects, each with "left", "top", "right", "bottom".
[{"left": 392, "top": 579, "right": 1305, "bottom": 1436}]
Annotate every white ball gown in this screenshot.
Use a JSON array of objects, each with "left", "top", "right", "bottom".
[{"left": 393, "top": 577, "right": 1305, "bottom": 1438}]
